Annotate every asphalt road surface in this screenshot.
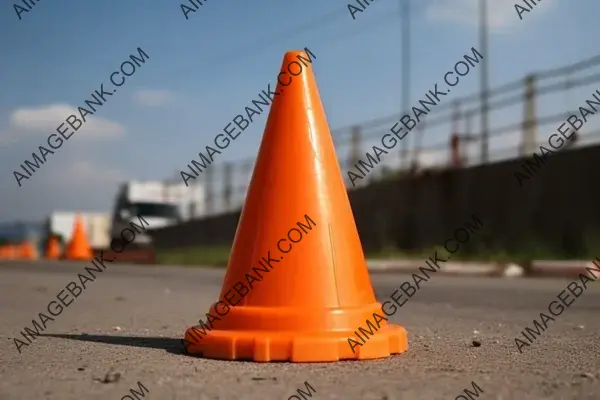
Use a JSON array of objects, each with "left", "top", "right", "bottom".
[{"left": 0, "top": 261, "right": 599, "bottom": 400}]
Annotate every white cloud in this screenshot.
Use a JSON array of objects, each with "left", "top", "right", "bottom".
[
  {"left": 9, "top": 104, "right": 125, "bottom": 139},
  {"left": 425, "top": 0, "right": 557, "bottom": 31},
  {"left": 132, "top": 90, "right": 175, "bottom": 107}
]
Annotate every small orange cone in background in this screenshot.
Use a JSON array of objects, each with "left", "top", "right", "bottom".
[
  {"left": 64, "top": 215, "right": 93, "bottom": 261},
  {"left": 183, "top": 50, "right": 408, "bottom": 362},
  {"left": 45, "top": 235, "right": 61, "bottom": 259},
  {"left": 17, "top": 241, "right": 38, "bottom": 260},
  {"left": 0, "top": 244, "right": 15, "bottom": 260}
]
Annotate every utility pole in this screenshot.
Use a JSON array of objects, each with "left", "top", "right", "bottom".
[
  {"left": 479, "top": 0, "right": 489, "bottom": 164},
  {"left": 400, "top": 0, "right": 411, "bottom": 169}
]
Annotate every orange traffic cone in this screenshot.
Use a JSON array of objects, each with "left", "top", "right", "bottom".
[
  {"left": 18, "top": 241, "right": 38, "bottom": 260},
  {"left": 45, "top": 235, "right": 61, "bottom": 259},
  {"left": 65, "top": 216, "right": 93, "bottom": 261},
  {"left": 183, "top": 50, "right": 408, "bottom": 362},
  {"left": 0, "top": 244, "right": 14, "bottom": 260}
]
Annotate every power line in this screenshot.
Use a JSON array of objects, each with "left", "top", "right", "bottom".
[
  {"left": 163, "top": 1, "right": 438, "bottom": 182},
  {"left": 309, "top": 14, "right": 398, "bottom": 46},
  {"left": 202, "top": 2, "right": 427, "bottom": 67},
  {"left": 203, "top": 8, "right": 347, "bottom": 66},
  {"left": 479, "top": 0, "right": 490, "bottom": 164},
  {"left": 400, "top": 0, "right": 410, "bottom": 169}
]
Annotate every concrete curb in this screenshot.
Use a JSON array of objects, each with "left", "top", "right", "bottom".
[
  {"left": 367, "top": 260, "right": 600, "bottom": 278},
  {"left": 367, "top": 260, "right": 513, "bottom": 277},
  {"left": 529, "top": 260, "right": 597, "bottom": 278},
  {"left": 366, "top": 259, "right": 597, "bottom": 278}
]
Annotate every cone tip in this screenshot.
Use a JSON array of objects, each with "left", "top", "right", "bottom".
[
  {"left": 283, "top": 50, "right": 310, "bottom": 63},
  {"left": 285, "top": 49, "right": 307, "bottom": 56}
]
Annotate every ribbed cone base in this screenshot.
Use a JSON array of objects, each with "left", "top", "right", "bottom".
[
  {"left": 184, "top": 324, "right": 407, "bottom": 362},
  {"left": 183, "top": 301, "right": 408, "bottom": 362}
]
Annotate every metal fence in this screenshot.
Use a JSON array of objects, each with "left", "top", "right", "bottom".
[{"left": 179, "top": 53, "right": 600, "bottom": 216}]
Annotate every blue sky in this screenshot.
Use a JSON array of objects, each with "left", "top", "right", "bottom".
[{"left": 1, "top": 0, "right": 599, "bottom": 222}]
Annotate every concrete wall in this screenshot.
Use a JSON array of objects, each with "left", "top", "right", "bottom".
[{"left": 149, "top": 144, "right": 600, "bottom": 256}]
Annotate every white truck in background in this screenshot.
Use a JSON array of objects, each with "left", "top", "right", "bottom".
[
  {"left": 46, "top": 212, "right": 111, "bottom": 249},
  {"left": 109, "top": 180, "right": 204, "bottom": 248}
]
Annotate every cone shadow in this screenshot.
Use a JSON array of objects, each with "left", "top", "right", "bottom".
[{"left": 38, "top": 333, "right": 185, "bottom": 355}]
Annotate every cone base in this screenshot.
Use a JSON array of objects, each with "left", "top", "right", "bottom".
[
  {"left": 183, "top": 324, "right": 408, "bottom": 363},
  {"left": 64, "top": 253, "right": 92, "bottom": 261}
]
